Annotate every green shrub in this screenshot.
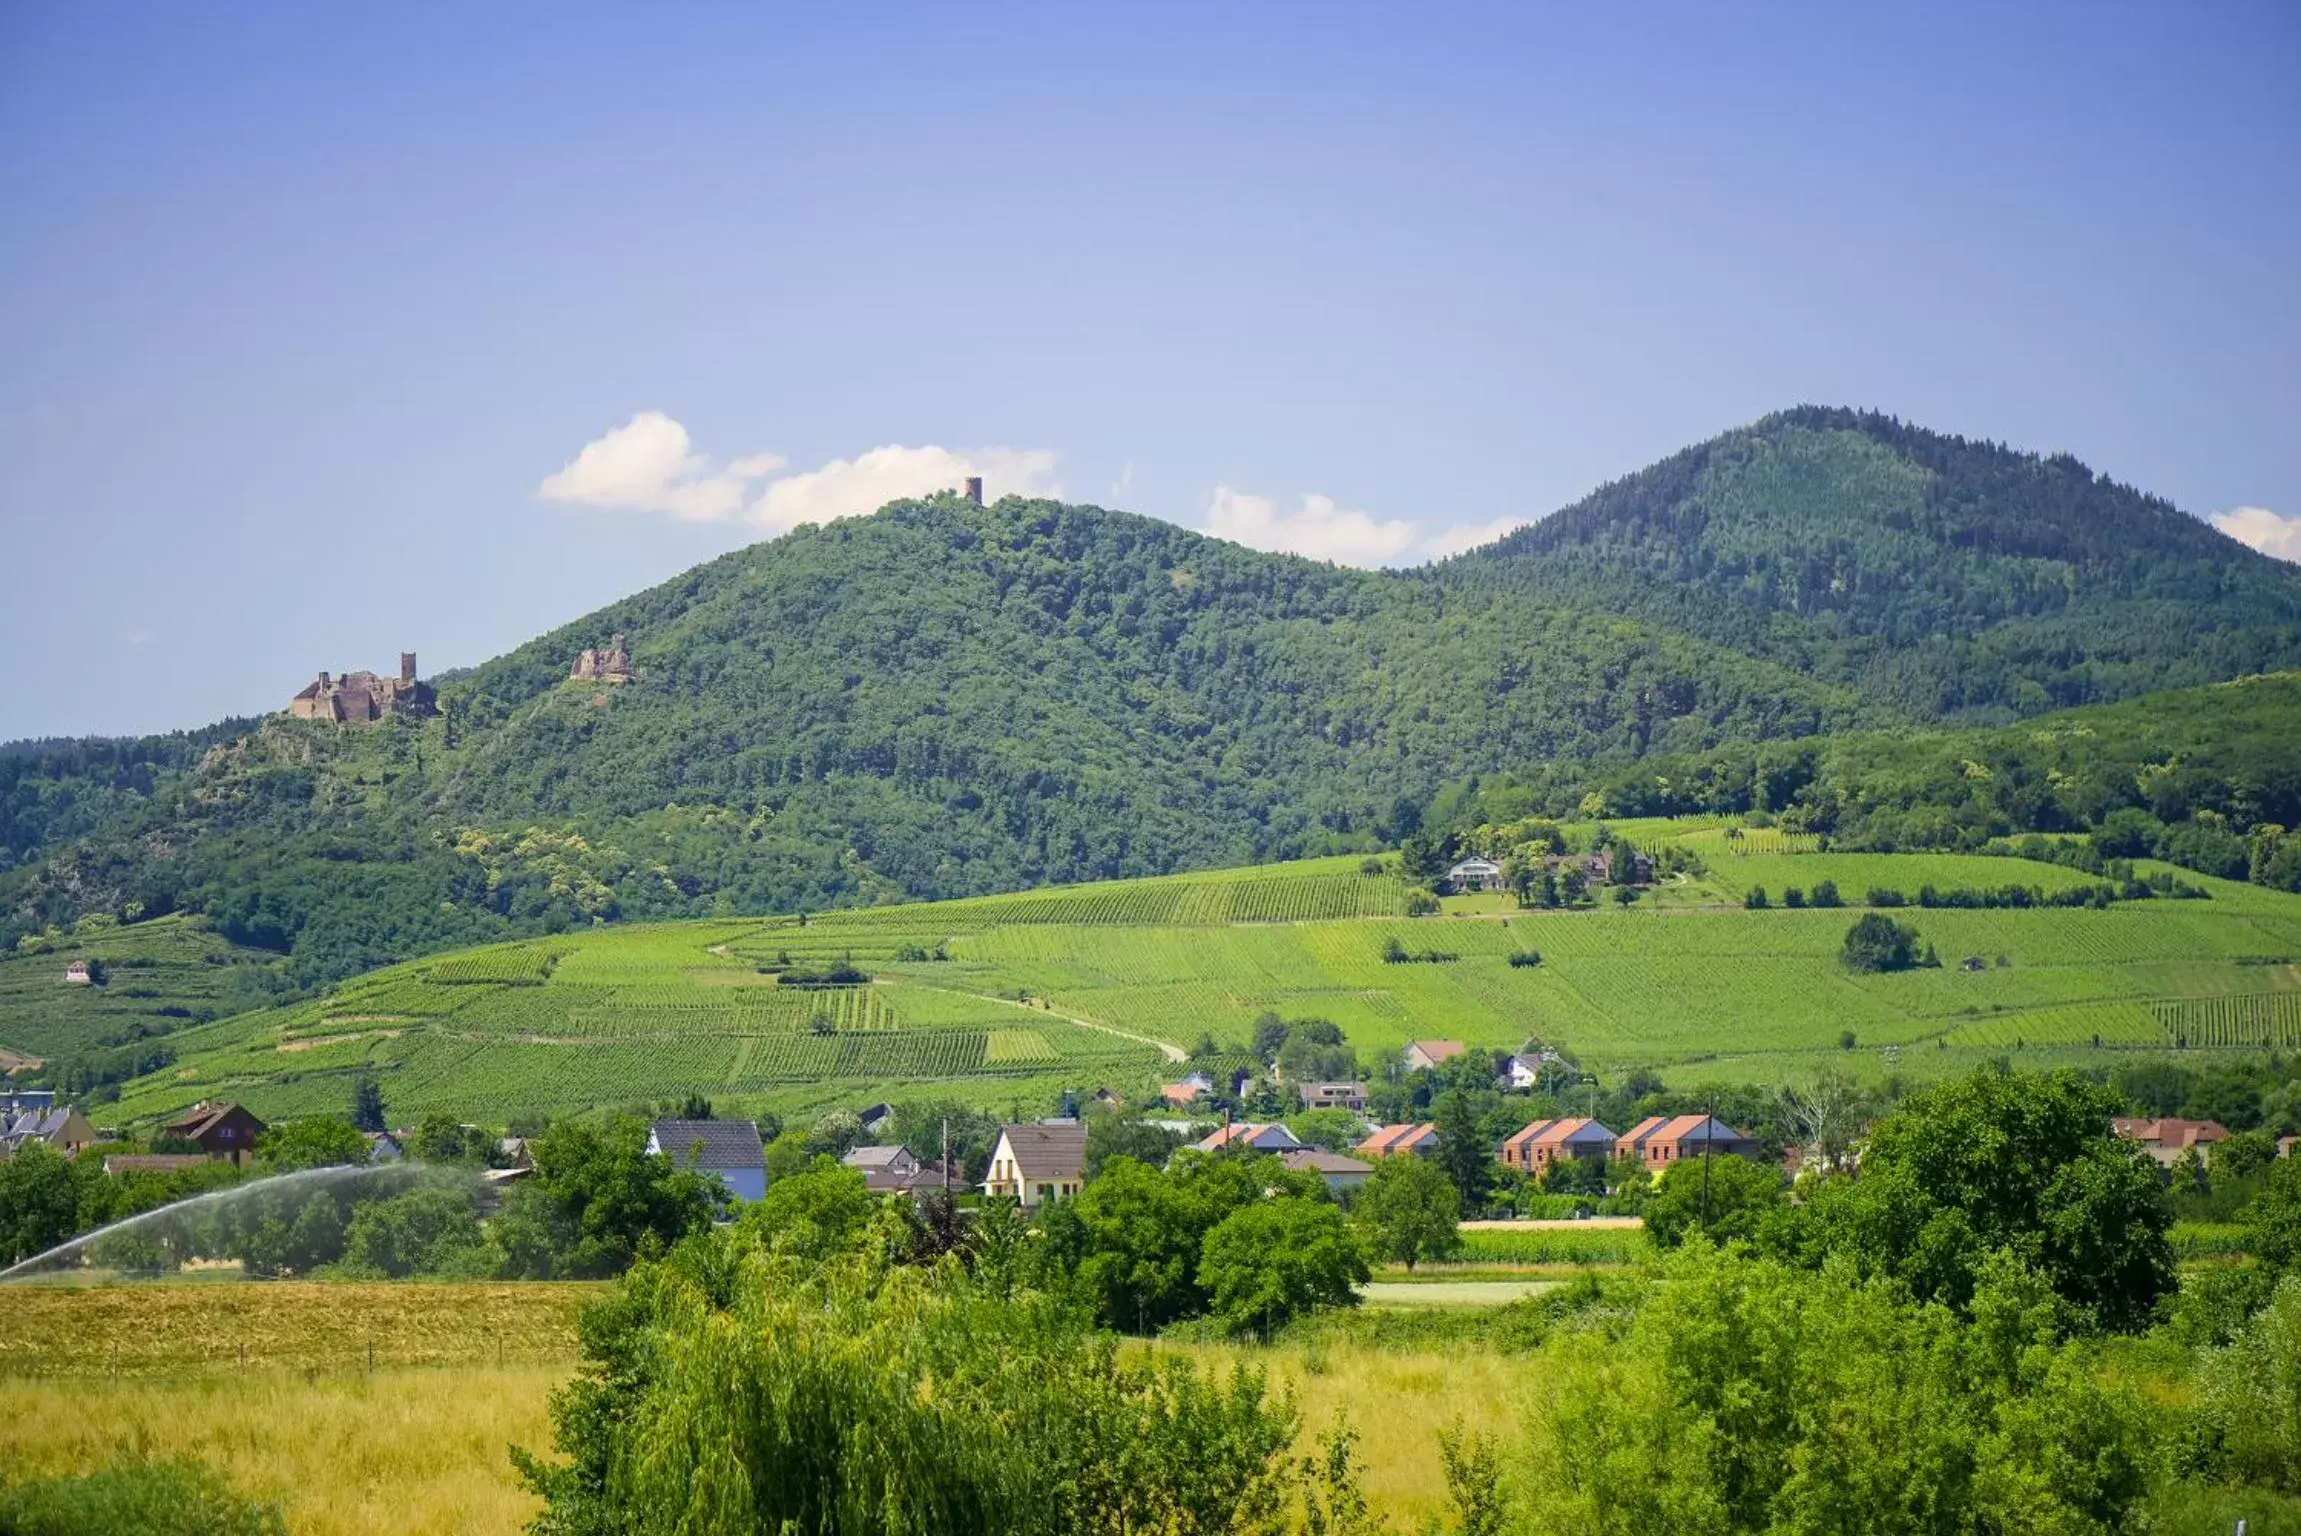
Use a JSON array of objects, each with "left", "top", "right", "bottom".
[
  {"left": 515, "top": 1231, "right": 1308, "bottom": 1535},
  {"left": 0, "top": 1456, "right": 285, "bottom": 1536}
]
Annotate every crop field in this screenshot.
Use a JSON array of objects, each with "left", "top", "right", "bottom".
[
  {"left": 1452, "top": 1225, "right": 1651, "bottom": 1266},
  {"left": 87, "top": 848, "right": 2301, "bottom": 1126},
  {"left": 0, "top": 1279, "right": 1524, "bottom": 1536},
  {"left": 0, "top": 1281, "right": 598, "bottom": 1377}
]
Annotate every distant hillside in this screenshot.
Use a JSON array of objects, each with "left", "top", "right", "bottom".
[
  {"left": 93, "top": 847, "right": 2301, "bottom": 1129},
  {"left": 10, "top": 409, "right": 2300, "bottom": 1014},
  {"left": 1436, "top": 407, "right": 2301, "bottom": 720},
  {"left": 0, "top": 496, "right": 1859, "bottom": 992},
  {"left": 1418, "top": 672, "right": 2301, "bottom": 895}
]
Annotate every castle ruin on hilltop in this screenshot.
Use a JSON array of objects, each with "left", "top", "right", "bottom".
[
  {"left": 288, "top": 651, "right": 437, "bottom": 723},
  {"left": 570, "top": 633, "right": 633, "bottom": 682}
]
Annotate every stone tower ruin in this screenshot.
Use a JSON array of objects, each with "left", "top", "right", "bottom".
[
  {"left": 287, "top": 650, "right": 435, "bottom": 723},
  {"left": 964, "top": 476, "right": 983, "bottom": 506}
]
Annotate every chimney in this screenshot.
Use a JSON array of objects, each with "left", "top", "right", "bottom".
[
  {"left": 400, "top": 651, "right": 417, "bottom": 684},
  {"left": 317, "top": 671, "right": 331, "bottom": 688},
  {"left": 963, "top": 476, "right": 983, "bottom": 506}
]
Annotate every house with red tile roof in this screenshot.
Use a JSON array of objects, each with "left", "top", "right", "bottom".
[
  {"left": 1618, "top": 1115, "right": 1671, "bottom": 1160},
  {"left": 1498, "top": 1117, "right": 1616, "bottom": 1174},
  {"left": 1357, "top": 1123, "right": 1441, "bottom": 1159},
  {"left": 1635, "top": 1114, "right": 1758, "bottom": 1168},
  {"left": 2111, "top": 1116, "right": 2230, "bottom": 1167}
]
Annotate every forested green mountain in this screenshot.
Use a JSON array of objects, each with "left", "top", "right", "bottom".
[
  {"left": 7, "top": 408, "right": 2298, "bottom": 1007},
  {"left": 0, "top": 496, "right": 1858, "bottom": 989},
  {"left": 1435, "top": 406, "right": 2301, "bottom": 720}
]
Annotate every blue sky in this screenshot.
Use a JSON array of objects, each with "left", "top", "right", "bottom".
[{"left": 3, "top": 1, "right": 2296, "bottom": 739}]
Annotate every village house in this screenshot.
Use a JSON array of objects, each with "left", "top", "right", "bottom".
[
  {"left": 2280, "top": 1135, "right": 2299, "bottom": 1159},
  {"left": 2111, "top": 1116, "right": 2230, "bottom": 1167},
  {"left": 1281, "top": 1148, "right": 1375, "bottom": 1195},
  {"left": 856, "top": 1103, "right": 896, "bottom": 1136},
  {"left": 1554, "top": 848, "right": 1655, "bottom": 885},
  {"left": 60, "top": 959, "right": 92, "bottom": 985},
  {"left": 647, "top": 1119, "right": 766, "bottom": 1203},
  {"left": 0, "top": 1089, "right": 56, "bottom": 1115},
  {"left": 1, "top": 1104, "right": 98, "bottom": 1158},
  {"left": 1192, "top": 1122, "right": 1303, "bottom": 1155},
  {"left": 983, "top": 1122, "right": 1087, "bottom": 1209},
  {"left": 1498, "top": 1117, "right": 1617, "bottom": 1174},
  {"left": 1357, "top": 1122, "right": 1441, "bottom": 1159},
  {"left": 1444, "top": 856, "right": 1506, "bottom": 894},
  {"left": 161, "top": 1102, "right": 268, "bottom": 1167},
  {"left": 1499, "top": 1045, "right": 1563, "bottom": 1091},
  {"left": 1402, "top": 1039, "right": 1467, "bottom": 1073},
  {"left": 1296, "top": 1081, "right": 1367, "bottom": 1112},
  {"left": 1625, "top": 1114, "right": 1758, "bottom": 1167},
  {"left": 365, "top": 1131, "right": 406, "bottom": 1163},
  {"left": 842, "top": 1143, "right": 954, "bottom": 1196},
  {"left": 1159, "top": 1069, "right": 1218, "bottom": 1107}
]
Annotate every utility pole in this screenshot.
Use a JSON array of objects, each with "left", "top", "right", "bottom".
[
  {"left": 1699, "top": 1098, "right": 1715, "bottom": 1234},
  {"left": 941, "top": 1117, "right": 951, "bottom": 1199}
]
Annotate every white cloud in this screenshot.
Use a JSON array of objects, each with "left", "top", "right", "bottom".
[
  {"left": 537, "top": 411, "right": 781, "bottom": 523},
  {"left": 539, "top": 414, "right": 1059, "bottom": 532},
  {"left": 1205, "top": 486, "right": 1421, "bottom": 565},
  {"left": 1202, "top": 486, "right": 1527, "bottom": 567},
  {"left": 752, "top": 445, "right": 1060, "bottom": 533},
  {"left": 1418, "top": 515, "right": 1532, "bottom": 560},
  {"left": 2210, "top": 505, "right": 2301, "bottom": 563}
]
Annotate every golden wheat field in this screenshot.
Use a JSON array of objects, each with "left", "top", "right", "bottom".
[{"left": 0, "top": 1281, "right": 1526, "bottom": 1535}]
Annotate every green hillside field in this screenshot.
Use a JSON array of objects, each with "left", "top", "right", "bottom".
[
  {"left": 92, "top": 841, "right": 2301, "bottom": 1128},
  {"left": 0, "top": 915, "right": 287, "bottom": 1071}
]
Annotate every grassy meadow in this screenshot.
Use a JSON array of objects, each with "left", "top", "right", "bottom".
[{"left": 68, "top": 839, "right": 2301, "bottom": 1126}]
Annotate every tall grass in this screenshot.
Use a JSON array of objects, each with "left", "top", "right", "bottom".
[{"left": 0, "top": 1366, "right": 560, "bottom": 1536}]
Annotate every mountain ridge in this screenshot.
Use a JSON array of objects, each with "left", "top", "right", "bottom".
[
  {"left": 1435, "top": 404, "right": 2301, "bottom": 719},
  {"left": 0, "top": 491, "right": 1865, "bottom": 985},
  {"left": 5, "top": 406, "right": 2296, "bottom": 995}
]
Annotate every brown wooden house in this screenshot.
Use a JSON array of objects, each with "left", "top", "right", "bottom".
[{"left": 160, "top": 1101, "right": 268, "bottom": 1166}]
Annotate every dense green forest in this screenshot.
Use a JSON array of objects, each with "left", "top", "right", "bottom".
[
  {"left": 7, "top": 407, "right": 2299, "bottom": 1001},
  {"left": 0, "top": 496, "right": 1858, "bottom": 987},
  {"left": 1421, "top": 671, "right": 2301, "bottom": 892},
  {"left": 1438, "top": 407, "right": 2301, "bottom": 720}
]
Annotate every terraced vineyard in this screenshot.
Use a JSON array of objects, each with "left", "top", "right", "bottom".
[
  {"left": 90, "top": 842, "right": 2301, "bottom": 1126},
  {"left": 0, "top": 914, "right": 289, "bottom": 1065}
]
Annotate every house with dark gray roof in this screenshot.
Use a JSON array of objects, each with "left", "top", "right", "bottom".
[
  {"left": 647, "top": 1119, "right": 766, "bottom": 1203},
  {"left": 982, "top": 1121, "right": 1086, "bottom": 1209},
  {"left": 842, "top": 1143, "right": 955, "bottom": 1196},
  {"left": 1, "top": 1104, "right": 97, "bottom": 1158}
]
